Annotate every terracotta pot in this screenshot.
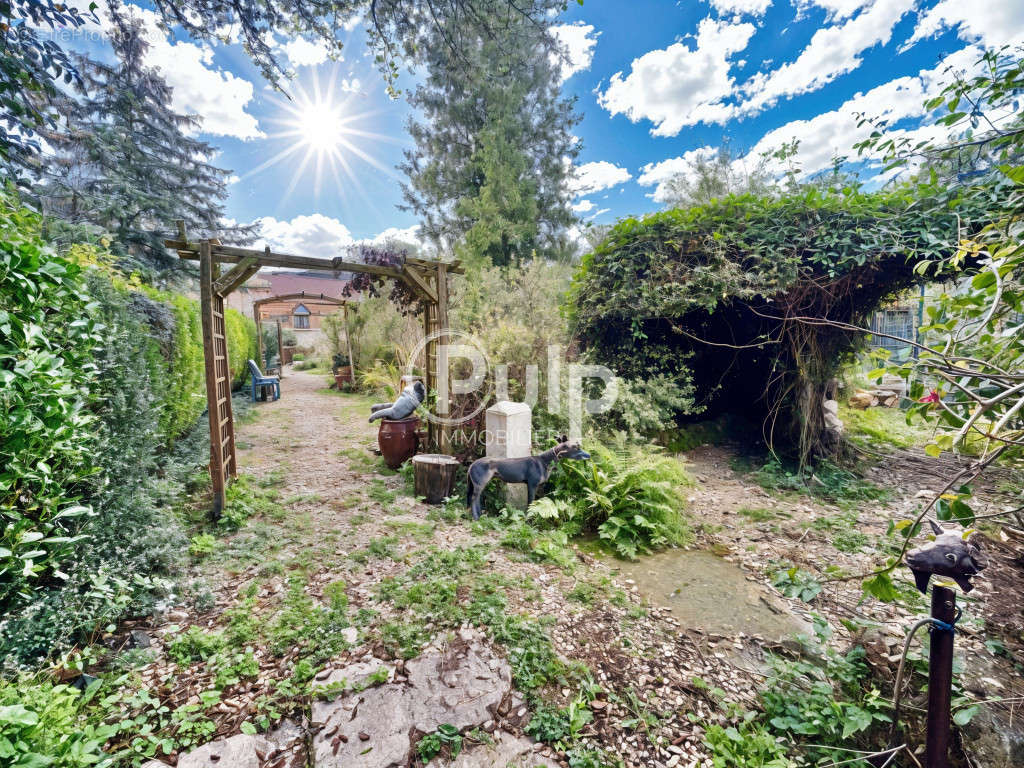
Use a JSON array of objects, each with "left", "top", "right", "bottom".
[{"left": 378, "top": 417, "right": 420, "bottom": 469}]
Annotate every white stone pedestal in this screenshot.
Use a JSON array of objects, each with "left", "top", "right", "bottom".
[{"left": 485, "top": 401, "right": 532, "bottom": 510}]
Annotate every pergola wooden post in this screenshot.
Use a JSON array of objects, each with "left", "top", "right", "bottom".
[{"left": 166, "top": 224, "right": 461, "bottom": 515}]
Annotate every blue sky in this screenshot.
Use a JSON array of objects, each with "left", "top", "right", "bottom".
[{"left": 66, "top": 1, "right": 1024, "bottom": 256}]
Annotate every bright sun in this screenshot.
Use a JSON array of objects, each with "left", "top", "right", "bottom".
[
  {"left": 238, "top": 66, "right": 398, "bottom": 205},
  {"left": 297, "top": 101, "right": 346, "bottom": 152}
]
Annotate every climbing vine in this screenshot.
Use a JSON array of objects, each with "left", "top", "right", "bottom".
[{"left": 568, "top": 187, "right": 993, "bottom": 464}]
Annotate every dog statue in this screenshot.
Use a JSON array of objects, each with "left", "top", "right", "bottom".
[
  {"left": 466, "top": 435, "right": 590, "bottom": 519},
  {"left": 368, "top": 376, "right": 426, "bottom": 422},
  {"left": 904, "top": 520, "right": 987, "bottom": 593}
]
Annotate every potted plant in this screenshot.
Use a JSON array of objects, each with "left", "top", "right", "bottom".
[{"left": 333, "top": 353, "right": 353, "bottom": 388}]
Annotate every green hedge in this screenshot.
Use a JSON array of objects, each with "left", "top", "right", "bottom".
[
  {"left": 1, "top": 190, "right": 259, "bottom": 664},
  {"left": 138, "top": 286, "right": 256, "bottom": 441}
]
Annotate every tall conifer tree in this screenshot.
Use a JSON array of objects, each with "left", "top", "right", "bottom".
[
  {"left": 398, "top": 0, "right": 579, "bottom": 266},
  {"left": 37, "top": 18, "right": 251, "bottom": 273}
]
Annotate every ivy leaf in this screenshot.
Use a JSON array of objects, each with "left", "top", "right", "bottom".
[
  {"left": 863, "top": 573, "right": 900, "bottom": 603},
  {"left": 953, "top": 705, "right": 979, "bottom": 726}
]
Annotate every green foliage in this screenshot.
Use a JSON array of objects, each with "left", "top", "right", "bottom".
[
  {"left": 416, "top": 723, "right": 462, "bottom": 763},
  {"left": 36, "top": 20, "right": 251, "bottom": 274},
  {"left": 375, "top": 546, "right": 568, "bottom": 692},
  {"left": 267, "top": 575, "right": 351, "bottom": 662},
  {"left": 545, "top": 444, "right": 692, "bottom": 559},
  {"left": 168, "top": 627, "right": 225, "bottom": 666},
  {"left": 0, "top": 674, "right": 115, "bottom": 768},
  {"left": 400, "top": 0, "right": 578, "bottom": 267},
  {"left": 759, "top": 646, "right": 891, "bottom": 763},
  {"left": 750, "top": 457, "right": 889, "bottom": 505},
  {"left": 852, "top": 49, "right": 1024, "bottom": 517},
  {"left": 226, "top": 310, "right": 259, "bottom": 386},
  {"left": 704, "top": 715, "right": 794, "bottom": 768},
  {"left": 702, "top": 632, "right": 891, "bottom": 767},
  {"left": 344, "top": 295, "right": 420, "bottom": 378},
  {"left": 526, "top": 696, "right": 593, "bottom": 747},
  {"left": 1, "top": 193, "right": 101, "bottom": 606},
  {"left": 1, "top": 191, "right": 256, "bottom": 665},
  {"left": 189, "top": 534, "right": 219, "bottom": 557},
  {"left": 0, "top": 2, "right": 92, "bottom": 179},
  {"left": 568, "top": 186, "right": 987, "bottom": 462},
  {"left": 838, "top": 401, "right": 932, "bottom": 451},
  {"left": 595, "top": 373, "right": 701, "bottom": 441},
  {"left": 770, "top": 566, "right": 822, "bottom": 603}
]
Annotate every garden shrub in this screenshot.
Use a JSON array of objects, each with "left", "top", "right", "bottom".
[
  {"left": 1, "top": 193, "right": 101, "bottom": 608},
  {"left": 1, "top": 191, "right": 258, "bottom": 665},
  {"left": 568, "top": 188, "right": 989, "bottom": 464},
  {"left": 594, "top": 372, "right": 701, "bottom": 441},
  {"left": 0, "top": 673, "right": 115, "bottom": 768},
  {"left": 543, "top": 443, "right": 692, "bottom": 559}
]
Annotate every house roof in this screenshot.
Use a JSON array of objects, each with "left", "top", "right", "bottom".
[{"left": 263, "top": 270, "right": 353, "bottom": 300}]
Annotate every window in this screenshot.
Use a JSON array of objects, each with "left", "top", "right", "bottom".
[
  {"left": 871, "top": 308, "right": 914, "bottom": 353},
  {"left": 293, "top": 303, "right": 311, "bottom": 329}
]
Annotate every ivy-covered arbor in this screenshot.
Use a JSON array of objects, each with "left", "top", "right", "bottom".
[
  {"left": 165, "top": 224, "right": 461, "bottom": 515},
  {"left": 569, "top": 189, "right": 984, "bottom": 465}
]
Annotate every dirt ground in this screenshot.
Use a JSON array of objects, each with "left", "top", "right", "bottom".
[{"left": 123, "top": 369, "right": 1024, "bottom": 768}]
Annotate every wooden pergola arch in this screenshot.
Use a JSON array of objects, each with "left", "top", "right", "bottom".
[
  {"left": 165, "top": 222, "right": 461, "bottom": 515},
  {"left": 251, "top": 291, "right": 351, "bottom": 372}
]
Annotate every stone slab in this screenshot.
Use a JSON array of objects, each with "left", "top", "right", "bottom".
[
  {"left": 426, "top": 730, "right": 556, "bottom": 768},
  {"left": 175, "top": 734, "right": 272, "bottom": 768}
]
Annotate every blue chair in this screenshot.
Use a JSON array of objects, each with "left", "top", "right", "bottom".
[{"left": 247, "top": 359, "right": 280, "bottom": 402}]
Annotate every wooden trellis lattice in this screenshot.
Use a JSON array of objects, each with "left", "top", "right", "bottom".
[{"left": 166, "top": 224, "right": 461, "bottom": 515}]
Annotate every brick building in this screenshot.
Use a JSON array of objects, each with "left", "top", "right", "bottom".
[{"left": 226, "top": 269, "right": 356, "bottom": 347}]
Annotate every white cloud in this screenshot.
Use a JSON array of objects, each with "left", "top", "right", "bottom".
[
  {"left": 361, "top": 225, "right": 423, "bottom": 251},
  {"left": 258, "top": 214, "right": 355, "bottom": 258},
  {"left": 905, "top": 0, "right": 1024, "bottom": 49},
  {"left": 637, "top": 146, "right": 718, "bottom": 202},
  {"left": 339, "top": 77, "right": 363, "bottom": 94},
  {"left": 550, "top": 22, "right": 600, "bottom": 82},
  {"left": 739, "top": 0, "right": 915, "bottom": 116},
  {"left": 708, "top": 0, "right": 773, "bottom": 16},
  {"left": 281, "top": 37, "right": 331, "bottom": 68},
  {"left": 258, "top": 217, "right": 428, "bottom": 259},
  {"left": 571, "top": 199, "right": 596, "bottom": 213},
  {"left": 597, "top": 18, "right": 756, "bottom": 135},
  {"left": 795, "top": 0, "right": 872, "bottom": 20},
  {"left": 570, "top": 161, "right": 632, "bottom": 196},
  {"left": 745, "top": 45, "right": 987, "bottom": 179},
  {"left": 66, "top": 2, "right": 262, "bottom": 140}
]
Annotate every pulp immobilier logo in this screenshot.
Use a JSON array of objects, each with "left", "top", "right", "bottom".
[{"left": 407, "top": 329, "right": 618, "bottom": 438}]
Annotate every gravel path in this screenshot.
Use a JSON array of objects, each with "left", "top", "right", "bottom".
[{"left": 126, "top": 369, "right": 1023, "bottom": 768}]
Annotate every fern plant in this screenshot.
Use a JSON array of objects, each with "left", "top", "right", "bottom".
[{"left": 543, "top": 444, "right": 692, "bottom": 559}]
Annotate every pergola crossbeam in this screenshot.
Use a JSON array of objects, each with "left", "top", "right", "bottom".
[{"left": 214, "top": 256, "right": 260, "bottom": 297}]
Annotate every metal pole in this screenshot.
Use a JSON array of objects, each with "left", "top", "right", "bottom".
[{"left": 925, "top": 585, "right": 956, "bottom": 768}]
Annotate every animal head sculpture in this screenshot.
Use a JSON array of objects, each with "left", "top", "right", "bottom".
[
  {"left": 904, "top": 520, "right": 987, "bottom": 593},
  {"left": 553, "top": 435, "right": 591, "bottom": 461}
]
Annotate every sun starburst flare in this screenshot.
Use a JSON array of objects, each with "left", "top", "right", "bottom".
[{"left": 239, "top": 67, "right": 402, "bottom": 210}]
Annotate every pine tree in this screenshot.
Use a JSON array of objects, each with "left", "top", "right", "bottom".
[
  {"left": 398, "top": 0, "right": 579, "bottom": 266},
  {"left": 36, "top": 18, "right": 251, "bottom": 274}
]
